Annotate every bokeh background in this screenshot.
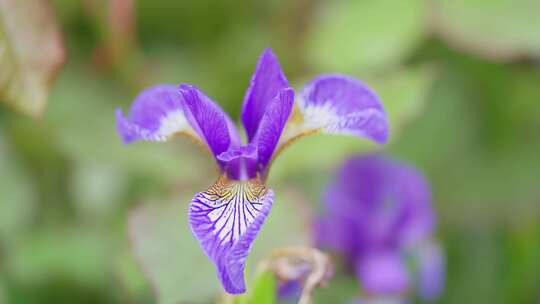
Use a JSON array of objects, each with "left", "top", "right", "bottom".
[{"left": 1, "top": 0, "right": 539, "bottom": 303}]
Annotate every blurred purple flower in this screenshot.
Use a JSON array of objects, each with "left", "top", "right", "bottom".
[
  {"left": 115, "top": 49, "right": 388, "bottom": 294},
  {"left": 316, "top": 155, "right": 445, "bottom": 300}
]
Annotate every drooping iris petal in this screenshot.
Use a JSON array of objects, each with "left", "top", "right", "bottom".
[
  {"left": 116, "top": 84, "right": 195, "bottom": 144},
  {"left": 356, "top": 251, "right": 409, "bottom": 296},
  {"left": 282, "top": 75, "right": 388, "bottom": 146},
  {"left": 253, "top": 88, "right": 294, "bottom": 171},
  {"left": 179, "top": 84, "right": 241, "bottom": 159},
  {"left": 189, "top": 176, "right": 273, "bottom": 294},
  {"left": 241, "top": 48, "right": 290, "bottom": 142}
]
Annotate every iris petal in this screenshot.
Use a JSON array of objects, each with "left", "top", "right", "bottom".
[
  {"left": 277, "top": 75, "right": 388, "bottom": 156},
  {"left": 116, "top": 84, "right": 196, "bottom": 144},
  {"left": 189, "top": 175, "right": 273, "bottom": 294},
  {"left": 116, "top": 84, "right": 241, "bottom": 164},
  {"left": 179, "top": 84, "right": 242, "bottom": 160},
  {"left": 241, "top": 48, "right": 290, "bottom": 142},
  {"left": 253, "top": 87, "right": 294, "bottom": 173}
]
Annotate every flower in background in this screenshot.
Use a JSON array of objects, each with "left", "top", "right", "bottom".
[
  {"left": 116, "top": 48, "right": 388, "bottom": 294},
  {"left": 316, "top": 155, "right": 445, "bottom": 302}
]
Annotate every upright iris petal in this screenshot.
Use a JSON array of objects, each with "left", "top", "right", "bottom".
[
  {"left": 316, "top": 155, "right": 444, "bottom": 300},
  {"left": 179, "top": 84, "right": 241, "bottom": 159},
  {"left": 252, "top": 88, "right": 294, "bottom": 172},
  {"left": 241, "top": 48, "right": 290, "bottom": 142},
  {"left": 116, "top": 48, "right": 389, "bottom": 295}
]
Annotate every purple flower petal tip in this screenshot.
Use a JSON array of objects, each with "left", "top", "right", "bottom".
[
  {"left": 177, "top": 83, "right": 196, "bottom": 96},
  {"left": 297, "top": 74, "right": 389, "bottom": 144},
  {"left": 241, "top": 48, "right": 289, "bottom": 142},
  {"left": 262, "top": 47, "right": 275, "bottom": 56},
  {"left": 115, "top": 107, "right": 133, "bottom": 144},
  {"left": 114, "top": 84, "right": 189, "bottom": 143},
  {"left": 189, "top": 177, "right": 273, "bottom": 294},
  {"left": 373, "top": 117, "right": 389, "bottom": 144}
]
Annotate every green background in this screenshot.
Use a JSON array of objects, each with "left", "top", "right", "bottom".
[{"left": 1, "top": 0, "right": 539, "bottom": 303}]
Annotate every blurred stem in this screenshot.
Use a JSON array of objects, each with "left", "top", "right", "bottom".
[{"left": 258, "top": 246, "right": 334, "bottom": 304}]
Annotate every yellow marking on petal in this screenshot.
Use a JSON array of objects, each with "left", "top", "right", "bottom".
[
  {"left": 198, "top": 175, "right": 269, "bottom": 244},
  {"left": 288, "top": 104, "right": 305, "bottom": 125},
  {"left": 257, "top": 103, "right": 327, "bottom": 181},
  {"left": 274, "top": 128, "right": 321, "bottom": 160},
  {"left": 208, "top": 175, "right": 268, "bottom": 203},
  {"left": 262, "top": 127, "right": 322, "bottom": 182}
]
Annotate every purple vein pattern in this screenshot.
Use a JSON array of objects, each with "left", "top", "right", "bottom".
[{"left": 190, "top": 176, "right": 273, "bottom": 293}]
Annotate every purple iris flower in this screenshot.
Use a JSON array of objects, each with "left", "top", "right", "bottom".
[
  {"left": 115, "top": 49, "right": 388, "bottom": 294},
  {"left": 316, "top": 155, "right": 445, "bottom": 300}
]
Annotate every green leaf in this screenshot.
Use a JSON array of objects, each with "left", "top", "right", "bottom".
[
  {"left": 0, "top": 0, "right": 65, "bottom": 117},
  {"left": 431, "top": 0, "right": 540, "bottom": 59},
  {"left": 371, "top": 66, "right": 436, "bottom": 138},
  {"left": 114, "top": 246, "right": 153, "bottom": 300},
  {"left": 0, "top": 276, "right": 6, "bottom": 304},
  {"left": 128, "top": 198, "right": 220, "bottom": 303},
  {"left": 231, "top": 295, "right": 249, "bottom": 304},
  {"left": 249, "top": 271, "right": 276, "bottom": 304},
  {"left": 4, "top": 227, "right": 111, "bottom": 286},
  {"left": 306, "top": 0, "right": 426, "bottom": 73}
]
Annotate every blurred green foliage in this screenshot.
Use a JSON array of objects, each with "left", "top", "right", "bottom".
[
  {"left": 1, "top": 0, "right": 539, "bottom": 303},
  {"left": 0, "top": 0, "right": 64, "bottom": 117},
  {"left": 306, "top": 0, "right": 426, "bottom": 72}
]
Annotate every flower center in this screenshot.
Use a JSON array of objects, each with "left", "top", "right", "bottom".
[{"left": 217, "top": 144, "right": 259, "bottom": 180}]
